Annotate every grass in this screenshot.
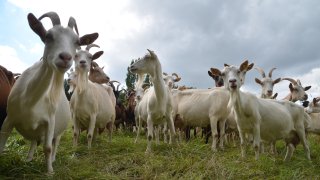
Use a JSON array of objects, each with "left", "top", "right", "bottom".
[{"left": 1, "top": 128, "right": 320, "bottom": 179}]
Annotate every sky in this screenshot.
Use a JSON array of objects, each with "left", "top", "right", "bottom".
[{"left": 1, "top": 0, "right": 320, "bottom": 101}]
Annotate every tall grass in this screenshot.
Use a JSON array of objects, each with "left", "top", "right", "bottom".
[{"left": 1, "top": 128, "right": 320, "bottom": 179}]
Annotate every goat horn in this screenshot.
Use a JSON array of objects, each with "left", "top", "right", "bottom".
[
  {"left": 172, "top": 73, "right": 181, "bottom": 82},
  {"left": 67, "top": 17, "right": 79, "bottom": 35},
  {"left": 39, "top": 12, "right": 61, "bottom": 26},
  {"left": 268, "top": 68, "right": 277, "bottom": 78},
  {"left": 281, "top": 78, "right": 297, "bottom": 85},
  {"left": 86, "top": 44, "right": 100, "bottom": 51},
  {"left": 224, "top": 64, "right": 230, "bottom": 67},
  {"left": 13, "top": 73, "right": 21, "bottom": 76},
  {"left": 109, "top": 80, "right": 120, "bottom": 84},
  {"left": 254, "top": 67, "right": 266, "bottom": 78},
  {"left": 163, "top": 72, "right": 168, "bottom": 76}
]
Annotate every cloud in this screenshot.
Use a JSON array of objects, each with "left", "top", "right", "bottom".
[
  {"left": 0, "top": 45, "right": 29, "bottom": 73},
  {"left": 4, "top": 0, "right": 320, "bottom": 98}
]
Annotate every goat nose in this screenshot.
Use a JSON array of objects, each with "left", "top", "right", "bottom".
[
  {"left": 229, "top": 79, "right": 236, "bottom": 83},
  {"left": 80, "top": 60, "right": 86, "bottom": 64},
  {"left": 267, "top": 90, "right": 273, "bottom": 94},
  {"left": 59, "top": 52, "right": 72, "bottom": 61},
  {"left": 304, "top": 94, "right": 308, "bottom": 100}
]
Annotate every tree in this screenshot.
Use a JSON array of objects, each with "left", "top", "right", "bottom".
[{"left": 125, "top": 60, "right": 137, "bottom": 91}]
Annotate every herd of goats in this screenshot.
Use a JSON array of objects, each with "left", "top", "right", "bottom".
[{"left": 0, "top": 11, "right": 320, "bottom": 174}]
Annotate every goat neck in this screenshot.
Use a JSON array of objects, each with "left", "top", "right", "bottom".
[
  {"left": 75, "top": 68, "right": 89, "bottom": 94},
  {"left": 23, "top": 61, "right": 63, "bottom": 107}
]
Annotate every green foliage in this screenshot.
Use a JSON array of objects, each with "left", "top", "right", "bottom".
[
  {"left": 1, "top": 129, "right": 320, "bottom": 179},
  {"left": 125, "top": 60, "right": 137, "bottom": 91}
]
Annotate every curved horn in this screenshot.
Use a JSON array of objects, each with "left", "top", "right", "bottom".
[
  {"left": 268, "top": 68, "right": 277, "bottom": 78},
  {"left": 86, "top": 44, "right": 100, "bottom": 51},
  {"left": 172, "top": 73, "right": 181, "bottom": 82},
  {"left": 109, "top": 80, "right": 120, "bottom": 84},
  {"left": 254, "top": 67, "right": 266, "bottom": 78},
  {"left": 67, "top": 17, "right": 79, "bottom": 35},
  {"left": 163, "top": 72, "right": 168, "bottom": 76},
  {"left": 38, "top": 12, "right": 61, "bottom": 26},
  {"left": 282, "top": 78, "right": 298, "bottom": 85}
]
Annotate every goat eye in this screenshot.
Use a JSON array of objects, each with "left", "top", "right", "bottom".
[
  {"left": 45, "top": 33, "right": 54, "bottom": 41},
  {"left": 221, "top": 72, "right": 225, "bottom": 76},
  {"left": 74, "top": 54, "right": 79, "bottom": 59},
  {"left": 237, "top": 70, "right": 240, "bottom": 74}
]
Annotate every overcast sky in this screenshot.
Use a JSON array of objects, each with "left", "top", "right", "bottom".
[{"left": 1, "top": 0, "right": 320, "bottom": 101}]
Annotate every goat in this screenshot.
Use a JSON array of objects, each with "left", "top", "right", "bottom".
[
  {"left": 129, "top": 49, "right": 176, "bottom": 153},
  {"left": 0, "top": 12, "right": 98, "bottom": 173},
  {"left": 305, "top": 97, "right": 320, "bottom": 114},
  {"left": 0, "top": 65, "right": 19, "bottom": 129},
  {"left": 254, "top": 67, "right": 281, "bottom": 153},
  {"left": 89, "top": 61, "right": 110, "bottom": 84},
  {"left": 303, "top": 98, "right": 320, "bottom": 135},
  {"left": 109, "top": 81, "right": 128, "bottom": 130},
  {"left": 254, "top": 67, "right": 281, "bottom": 99},
  {"left": 163, "top": 72, "right": 181, "bottom": 90},
  {"left": 70, "top": 44, "right": 115, "bottom": 148},
  {"left": 208, "top": 69, "right": 224, "bottom": 87},
  {"left": 210, "top": 60, "right": 311, "bottom": 161},
  {"left": 282, "top": 78, "right": 311, "bottom": 102}
]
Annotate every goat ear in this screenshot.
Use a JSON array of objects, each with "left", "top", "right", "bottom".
[
  {"left": 289, "top": 83, "right": 294, "bottom": 92},
  {"left": 28, "top": 13, "right": 46, "bottom": 43},
  {"left": 313, "top": 98, "right": 317, "bottom": 105},
  {"left": 240, "top": 60, "right": 249, "bottom": 72},
  {"left": 210, "top": 68, "right": 221, "bottom": 76},
  {"left": 147, "top": 49, "right": 157, "bottom": 58},
  {"left": 79, "top": 33, "right": 99, "bottom": 46},
  {"left": 273, "top": 78, "right": 281, "bottom": 84},
  {"left": 255, "top": 78, "right": 262, "bottom": 85},
  {"left": 92, "top": 51, "right": 104, "bottom": 61},
  {"left": 272, "top": 93, "right": 278, "bottom": 99},
  {"left": 304, "top": 86, "right": 311, "bottom": 91},
  {"left": 208, "top": 71, "right": 213, "bottom": 77},
  {"left": 247, "top": 63, "right": 254, "bottom": 71}
]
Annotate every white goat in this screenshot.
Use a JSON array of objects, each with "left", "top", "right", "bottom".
[
  {"left": 129, "top": 49, "right": 176, "bottom": 153},
  {"left": 254, "top": 67, "right": 281, "bottom": 99},
  {"left": 282, "top": 78, "right": 311, "bottom": 102},
  {"left": 163, "top": 72, "right": 181, "bottom": 90},
  {"left": 0, "top": 12, "right": 97, "bottom": 173},
  {"left": 171, "top": 63, "right": 253, "bottom": 151},
  {"left": 304, "top": 97, "right": 320, "bottom": 135},
  {"left": 70, "top": 44, "right": 115, "bottom": 148},
  {"left": 210, "top": 60, "right": 311, "bottom": 161},
  {"left": 305, "top": 97, "right": 320, "bottom": 114}
]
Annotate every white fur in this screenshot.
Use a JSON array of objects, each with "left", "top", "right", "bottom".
[
  {"left": 70, "top": 48, "right": 115, "bottom": 148},
  {"left": 172, "top": 88, "right": 230, "bottom": 151},
  {"left": 0, "top": 12, "right": 82, "bottom": 173},
  {"left": 130, "top": 49, "right": 176, "bottom": 153},
  {"left": 211, "top": 61, "right": 311, "bottom": 161}
]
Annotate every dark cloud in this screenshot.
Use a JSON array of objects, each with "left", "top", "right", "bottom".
[{"left": 98, "top": 0, "right": 320, "bottom": 94}]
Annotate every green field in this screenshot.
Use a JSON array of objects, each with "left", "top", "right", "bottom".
[{"left": 1, "top": 128, "right": 320, "bottom": 179}]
